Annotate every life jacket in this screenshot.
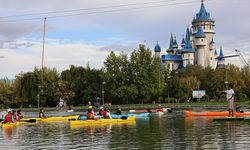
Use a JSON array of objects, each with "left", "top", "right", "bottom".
[
  {"left": 86, "top": 113, "right": 92, "bottom": 120},
  {"left": 18, "top": 113, "right": 23, "bottom": 119},
  {"left": 5, "top": 114, "right": 13, "bottom": 123},
  {"left": 13, "top": 115, "right": 18, "bottom": 121},
  {"left": 39, "top": 112, "right": 45, "bottom": 118},
  {"left": 99, "top": 110, "right": 103, "bottom": 115},
  {"left": 103, "top": 111, "right": 107, "bottom": 118},
  {"left": 157, "top": 108, "right": 163, "bottom": 112}
]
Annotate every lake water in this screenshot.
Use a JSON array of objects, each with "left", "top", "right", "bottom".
[{"left": 1, "top": 108, "right": 250, "bottom": 149}]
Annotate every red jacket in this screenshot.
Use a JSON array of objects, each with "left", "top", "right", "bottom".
[
  {"left": 103, "top": 111, "right": 107, "bottom": 118},
  {"left": 99, "top": 110, "right": 103, "bottom": 116},
  {"left": 86, "top": 113, "right": 92, "bottom": 120},
  {"left": 13, "top": 115, "right": 18, "bottom": 121},
  {"left": 157, "top": 108, "right": 163, "bottom": 112},
  {"left": 5, "top": 114, "right": 14, "bottom": 123}
]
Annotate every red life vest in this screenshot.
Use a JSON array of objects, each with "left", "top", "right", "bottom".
[
  {"left": 86, "top": 113, "right": 92, "bottom": 120},
  {"left": 99, "top": 110, "right": 103, "bottom": 115},
  {"left": 5, "top": 114, "right": 13, "bottom": 123},
  {"left": 103, "top": 111, "right": 107, "bottom": 118},
  {"left": 157, "top": 108, "right": 163, "bottom": 112},
  {"left": 13, "top": 115, "right": 18, "bottom": 121}
]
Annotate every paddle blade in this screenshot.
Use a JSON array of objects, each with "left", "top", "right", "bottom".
[
  {"left": 167, "top": 109, "right": 173, "bottom": 113},
  {"left": 93, "top": 104, "right": 98, "bottom": 108},
  {"left": 129, "top": 110, "right": 136, "bottom": 113},
  {"left": 25, "top": 119, "right": 36, "bottom": 123},
  {"left": 0, "top": 119, "right": 3, "bottom": 122},
  {"left": 121, "top": 116, "right": 128, "bottom": 120}
]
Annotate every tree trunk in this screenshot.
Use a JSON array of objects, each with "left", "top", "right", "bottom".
[
  {"left": 126, "top": 97, "right": 128, "bottom": 104},
  {"left": 177, "top": 98, "right": 180, "bottom": 104},
  {"left": 141, "top": 99, "right": 144, "bottom": 104}
]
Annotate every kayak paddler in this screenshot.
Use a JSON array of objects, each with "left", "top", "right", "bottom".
[
  {"left": 236, "top": 104, "right": 243, "bottom": 113},
  {"left": 39, "top": 108, "right": 46, "bottom": 119},
  {"left": 157, "top": 105, "right": 164, "bottom": 112},
  {"left": 86, "top": 109, "right": 99, "bottom": 120},
  {"left": 217, "top": 84, "right": 235, "bottom": 118},
  {"left": 68, "top": 105, "right": 72, "bottom": 110},
  {"left": 17, "top": 109, "right": 25, "bottom": 120},
  {"left": 115, "top": 106, "right": 125, "bottom": 115},
  {"left": 4, "top": 108, "right": 15, "bottom": 123},
  {"left": 12, "top": 110, "right": 18, "bottom": 121},
  {"left": 88, "top": 106, "right": 97, "bottom": 115},
  {"left": 99, "top": 107, "right": 104, "bottom": 115},
  {"left": 103, "top": 107, "right": 112, "bottom": 119}
]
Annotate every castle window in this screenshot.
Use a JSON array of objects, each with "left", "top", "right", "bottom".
[
  {"left": 196, "top": 61, "right": 197, "bottom": 64},
  {"left": 203, "top": 26, "right": 205, "bottom": 29},
  {"left": 211, "top": 57, "right": 212, "bottom": 60},
  {"left": 188, "top": 54, "right": 190, "bottom": 57},
  {"left": 172, "top": 64, "right": 174, "bottom": 69},
  {"left": 201, "top": 39, "right": 203, "bottom": 42},
  {"left": 210, "top": 26, "right": 211, "bottom": 29},
  {"left": 168, "top": 64, "right": 170, "bottom": 68}
]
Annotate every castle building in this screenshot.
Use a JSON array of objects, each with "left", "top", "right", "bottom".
[{"left": 154, "top": 0, "right": 225, "bottom": 71}]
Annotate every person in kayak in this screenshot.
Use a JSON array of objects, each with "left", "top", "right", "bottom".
[
  {"left": 115, "top": 106, "right": 125, "bottom": 115},
  {"left": 99, "top": 107, "right": 104, "bottom": 115},
  {"left": 86, "top": 109, "right": 99, "bottom": 120},
  {"left": 4, "top": 109, "right": 15, "bottom": 123},
  {"left": 87, "top": 106, "right": 97, "bottom": 115},
  {"left": 12, "top": 110, "right": 18, "bottom": 121},
  {"left": 235, "top": 104, "right": 244, "bottom": 113},
  {"left": 157, "top": 105, "right": 164, "bottom": 112},
  {"left": 17, "top": 109, "right": 25, "bottom": 120},
  {"left": 103, "top": 107, "right": 112, "bottom": 119},
  {"left": 39, "top": 108, "right": 46, "bottom": 119},
  {"left": 217, "top": 84, "right": 235, "bottom": 117},
  {"left": 68, "top": 105, "right": 72, "bottom": 110}
]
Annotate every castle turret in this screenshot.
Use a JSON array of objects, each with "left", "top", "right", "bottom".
[
  {"left": 167, "top": 33, "right": 174, "bottom": 55},
  {"left": 182, "top": 34, "right": 195, "bottom": 67},
  {"left": 214, "top": 47, "right": 218, "bottom": 57},
  {"left": 195, "top": 26, "right": 207, "bottom": 66},
  {"left": 216, "top": 47, "right": 226, "bottom": 69},
  {"left": 181, "top": 34, "right": 185, "bottom": 49},
  {"left": 154, "top": 41, "right": 161, "bottom": 58},
  {"left": 210, "top": 38, "right": 215, "bottom": 50},
  {"left": 173, "top": 36, "right": 178, "bottom": 54}
]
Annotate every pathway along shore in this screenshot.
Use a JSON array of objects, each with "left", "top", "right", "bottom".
[{"left": 2, "top": 105, "right": 249, "bottom": 111}]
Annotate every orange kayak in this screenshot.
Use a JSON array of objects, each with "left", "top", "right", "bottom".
[{"left": 184, "top": 111, "right": 250, "bottom": 117}]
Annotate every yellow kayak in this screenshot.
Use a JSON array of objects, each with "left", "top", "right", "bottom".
[
  {"left": 23, "top": 115, "right": 79, "bottom": 122},
  {"left": 2, "top": 122, "right": 26, "bottom": 129},
  {"left": 70, "top": 115, "right": 136, "bottom": 126}
]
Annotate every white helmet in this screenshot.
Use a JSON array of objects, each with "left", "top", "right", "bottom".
[{"left": 7, "top": 108, "right": 12, "bottom": 112}]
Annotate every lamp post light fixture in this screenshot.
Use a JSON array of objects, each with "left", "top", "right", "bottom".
[
  {"left": 102, "top": 82, "right": 105, "bottom": 106},
  {"left": 38, "top": 86, "right": 41, "bottom": 108}
]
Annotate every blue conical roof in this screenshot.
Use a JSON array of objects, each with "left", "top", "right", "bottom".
[
  {"left": 218, "top": 47, "right": 225, "bottom": 61},
  {"left": 169, "top": 33, "right": 174, "bottom": 49},
  {"left": 185, "top": 27, "right": 190, "bottom": 42},
  {"left": 154, "top": 42, "right": 161, "bottom": 52},
  {"left": 195, "top": 1, "right": 211, "bottom": 21},
  {"left": 210, "top": 38, "right": 215, "bottom": 44},
  {"left": 182, "top": 36, "right": 195, "bottom": 53},
  {"left": 214, "top": 48, "right": 218, "bottom": 55},
  {"left": 181, "top": 35, "right": 185, "bottom": 44},
  {"left": 195, "top": 26, "right": 206, "bottom": 38},
  {"left": 189, "top": 28, "right": 193, "bottom": 36},
  {"left": 173, "top": 37, "right": 178, "bottom": 46},
  {"left": 185, "top": 62, "right": 192, "bottom": 68}
]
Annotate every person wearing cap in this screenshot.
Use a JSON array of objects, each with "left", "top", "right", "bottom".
[
  {"left": 17, "top": 109, "right": 25, "bottom": 120},
  {"left": 103, "top": 107, "right": 112, "bottom": 119},
  {"left": 236, "top": 104, "right": 243, "bottom": 113},
  {"left": 86, "top": 109, "right": 99, "bottom": 120},
  {"left": 157, "top": 105, "right": 164, "bottom": 112},
  {"left": 99, "top": 107, "right": 104, "bottom": 115},
  {"left": 39, "top": 108, "right": 46, "bottom": 119},
  {"left": 115, "top": 106, "right": 125, "bottom": 115},
  {"left": 87, "top": 106, "right": 97, "bottom": 115},
  {"left": 4, "top": 109, "right": 15, "bottom": 123}
]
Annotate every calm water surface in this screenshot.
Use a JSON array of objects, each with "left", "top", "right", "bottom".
[{"left": 1, "top": 108, "right": 250, "bottom": 149}]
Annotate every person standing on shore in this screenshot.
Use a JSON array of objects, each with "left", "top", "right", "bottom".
[{"left": 217, "top": 84, "right": 235, "bottom": 118}]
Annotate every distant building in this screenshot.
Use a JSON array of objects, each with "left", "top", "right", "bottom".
[{"left": 154, "top": 0, "right": 225, "bottom": 71}]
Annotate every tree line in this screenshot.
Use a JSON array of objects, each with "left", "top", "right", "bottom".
[{"left": 0, "top": 44, "right": 249, "bottom": 107}]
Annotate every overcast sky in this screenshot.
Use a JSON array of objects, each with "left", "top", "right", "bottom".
[{"left": 0, "top": 0, "right": 249, "bottom": 79}]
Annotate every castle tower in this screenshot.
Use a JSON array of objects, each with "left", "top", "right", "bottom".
[
  {"left": 154, "top": 41, "right": 161, "bottom": 58},
  {"left": 167, "top": 33, "right": 174, "bottom": 55},
  {"left": 216, "top": 46, "right": 226, "bottom": 69},
  {"left": 173, "top": 36, "right": 178, "bottom": 54},
  {"left": 192, "top": 0, "right": 215, "bottom": 68},
  {"left": 181, "top": 34, "right": 185, "bottom": 49},
  {"left": 182, "top": 34, "right": 195, "bottom": 67},
  {"left": 195, "top": 26, "right": 207, "bottom": 66}
]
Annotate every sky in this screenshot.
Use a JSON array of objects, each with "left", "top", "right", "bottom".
[{"left": 0, "top": 0, "right": 250, "bottom": 79}]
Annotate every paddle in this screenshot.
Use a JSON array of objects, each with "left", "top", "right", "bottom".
[
  {"left": 93, "top": 104, "right": 99, "bottom": 108},
  {"left": 68, "top": 119, "right": 76, "bottom": 121},
  {"left": 146, "top": 109, "right": 152, "bottom": 113},
  {"left": 23, "top": 119, "right": 36, "bottom": 123},
  {"left": 167, "top": 109, "right": 173, "bottom": 113}
]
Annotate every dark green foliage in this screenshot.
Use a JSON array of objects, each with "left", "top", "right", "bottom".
[
  {"left": 201, "top": 94, "right": 209, "bottom": 102},
  {"left": 9, "top": 103, "right": 20, "bottom": 108}
]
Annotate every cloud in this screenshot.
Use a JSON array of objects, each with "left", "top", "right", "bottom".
[
  {"left": 5, "top": 42, "right": 37, "bottom": 49},
  {"left": 99, "top": 44, "right": 137, "bottom": 53},
  {"left": 0, "top": 56, "right": 4, "bottom": 58}
]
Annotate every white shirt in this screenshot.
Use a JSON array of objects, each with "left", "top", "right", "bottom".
[{"left": 225, "top": 89, "right": 234, "bottom": 101}]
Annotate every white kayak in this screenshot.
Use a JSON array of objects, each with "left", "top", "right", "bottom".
[{"left": 156, "top": 112, "right": 164, "bottom": 115}]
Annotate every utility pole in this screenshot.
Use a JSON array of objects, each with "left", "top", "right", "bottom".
[
  {"left": 102, "top": 82, "right": 105, "bottom": 106},
  {"left": 38, "top": 86, "right": 41, "bottom": 108},
  {"left": 198, "top": 81, "right": 200, "bottom": 102}
]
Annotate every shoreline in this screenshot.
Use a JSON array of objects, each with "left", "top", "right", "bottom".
[{"left": 2, "top": 105, "right": 249, "bottom": 111}]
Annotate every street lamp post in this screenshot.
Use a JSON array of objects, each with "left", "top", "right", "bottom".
[
  {"left": 222, "top": 68, "right": 228, "bottom": 90},
  {"left": 102, "top": 82, "right": 105, "bottom": 106},
  {"left": 38, "top": 86, "right": 41, "bottom": 108}
]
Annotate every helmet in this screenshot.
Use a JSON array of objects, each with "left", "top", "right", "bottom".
[
  {"left": 40, "top": 108, "right": 43, "bottom": 110},
  {"left": 117, "top": 106, "right": 121, "bottom": 109},
  {"left": 104, "top": 107, "right": 109, "bottom": 111},
  {"left": 100, "top": 107, "right": 103, "bottom": 109},
  {"left": 89, "top": 106, "right": 92, "bottom": 109},
  {"left": 158, "top": 104, "right": 161, "bottom": 107},
  {"left": 7, "top": 108, "right": 12, "bottom": 112}
]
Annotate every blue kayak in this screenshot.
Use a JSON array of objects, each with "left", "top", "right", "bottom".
[{"left": 78, "top": 113, "right": 149, "bottom": 120}]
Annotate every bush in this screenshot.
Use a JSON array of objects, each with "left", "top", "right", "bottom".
[
  {"left": 220, "top": 94, "right": 227, "bottom": 100},
  {"left": 238, "top": 93, "right": 247, "bottom": 101},
  {"left": 164, "top": 97, "right": 175, "bottom": 103},
  {"left": 202, "top": 94, "right": 209, "bottom": 102},
  {"left": 3, "top": 100, "right": 11, "bottom": 108},
  {"left": 9, "top": 103, "right": 20, "bottom": 108},
  {"left": 213, "top": 96, "right": 218, "bottom": 100},
  {"left": 180, "top": 95, "right": 188, "bottom": 103}
]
